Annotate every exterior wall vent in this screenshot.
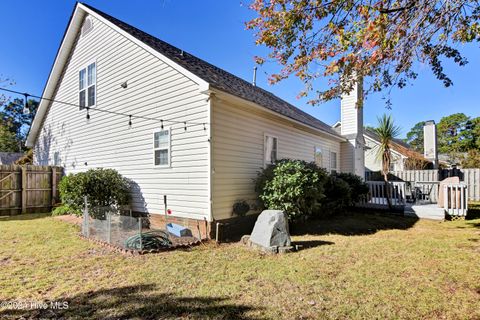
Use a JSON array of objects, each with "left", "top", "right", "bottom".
[{"left": 81, "top": 16, "right": 93, "bottom": 37}]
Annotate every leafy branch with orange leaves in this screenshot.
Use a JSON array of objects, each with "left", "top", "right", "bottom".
[{"left": 247, "top": 0, "right": 480, "bottom": 106}]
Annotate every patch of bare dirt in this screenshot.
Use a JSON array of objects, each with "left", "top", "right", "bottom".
[{"left": 54, "top": 214, "right": 82, "bottom": 226}]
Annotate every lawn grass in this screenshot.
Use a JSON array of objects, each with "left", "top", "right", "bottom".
[{"left": 0, "top": 213, "right": 479, "bottom": 319}]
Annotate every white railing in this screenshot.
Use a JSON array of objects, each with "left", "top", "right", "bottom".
[
  {"left": 443, "top": 184, "right": 468, "bottom": 217},
  {"left": 358, "top": 181, "right": 407, "bottom": 209}
]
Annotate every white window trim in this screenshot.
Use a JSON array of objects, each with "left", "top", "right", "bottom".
[
  {"left": 153, "top": 127, "right": 171, "bottom": 168},
  {"left": 78, "top": 60, "right": 97, "bottom": 109},
  {"left": 263, "top": 133, "right": 278, "bottom": 167}
]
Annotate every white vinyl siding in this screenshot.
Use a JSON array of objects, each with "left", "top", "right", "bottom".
[
  {"left": 212, "top": 98, "right": 341, "bottom": 220},
  {"left": 33, "top": 14, "right": 209, "bottom": 220}
]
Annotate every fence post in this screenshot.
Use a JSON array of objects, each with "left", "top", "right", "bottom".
[
  {"left": 107, "top": 212, "right": 111, "bottom": 244},
  {"left": 84, "top": 196, "right": 90, "bottom": 238},
  {"left": 51, "top": 167, "right": 57, "bottom": 207},
  {"left": 139, "top": 217, "right": 143, "bottom": 251},
  {"left": 21, "top": 166, "right": 27, "bottom": 214}
]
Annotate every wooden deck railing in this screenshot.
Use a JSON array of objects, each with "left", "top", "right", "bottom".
[
  {"left": 443, "top": 184, "right": 468, "bottom": 217},
  {"left": 358, "top": 181, "right": 407, "bottom": 209}
]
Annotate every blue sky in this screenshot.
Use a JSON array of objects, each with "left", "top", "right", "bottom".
[{"left": 1, "top": 0, "right": 479, "bottom": 138}]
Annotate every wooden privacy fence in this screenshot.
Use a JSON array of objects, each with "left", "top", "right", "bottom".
[
  {"left": 0, "top": 165, "right": 63, "bottom": 215},
  {"left": 365, "top": 168, "right": 480, "bottom": 201}
]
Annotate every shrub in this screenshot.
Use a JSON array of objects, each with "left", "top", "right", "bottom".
[
  {"left": 319, "top": 175, "right": 352, "bottom": 217},
  {"left": 255, "top": 159, "right": 369, "bottom": 219},
  {"left": 58, "top": 168, "right": 131, "bottom": 214},
  {"left": 255, "top": 159, "right": 327, "bottom": 220},
  {"left": 333, "top": 172, "right": 369, "bottom": 205},
  {"left": 51, "top": 204, "right": 82, "bottom": 217}
]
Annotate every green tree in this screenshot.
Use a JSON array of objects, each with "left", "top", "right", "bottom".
[
  {"left": 405, "top": 121, "right": 425, "bottom": 153},
  {"left": 375, "top": 114, "right": 401, "bottom": 210},
  {"left": 0, "top": 123, "right": 20, "bottom": 152},
  {"left": 472, "top": 117, "right": 480, "bottom": 150},
  {"left": 461, "top": 149, "right": 480, "bottom": 168},
  {"left": 437, "top": 113, "right": 474, "bottom": 154},
  {"left": 0, "top": 98, "right": 38, "bottom": 142},
  {"left": 247, "top": 1, "right": 479, "bottom": 105}
]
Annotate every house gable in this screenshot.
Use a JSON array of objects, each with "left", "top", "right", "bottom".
[{"left": 32, "top": 8, "right": 211, "bottom": 220}]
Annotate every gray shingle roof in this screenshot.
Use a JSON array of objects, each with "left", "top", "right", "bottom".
[{"left": 82, "top": 3, "right": 341, "bottom": 138}]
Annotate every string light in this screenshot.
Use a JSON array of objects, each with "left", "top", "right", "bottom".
[
  {"left": 0, "top": 87, "right": 210, "bottom": 131},
  {"left": 23, "top": 93, "right": 30, "bottom": 115},
  {"left": 128, "top": 115, "right": 132, "bottom": 127},
  {"left": 203, "top": 123, "right": 206, "bottom": 131}
]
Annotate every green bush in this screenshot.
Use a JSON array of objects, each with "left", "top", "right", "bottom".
[
  {"left": 58, "top": 168, "right": 131, "bottom": 214},
  {"left": 51, "top": 204, "right": 82, "bottom": 217},
  {"left": 255, "top": 159, "right": 369, "bottom": 219},
  {"left": 333, "top": 172, "right": 369, "bottom": 205},
  {"left": 256, "top": 159, "right": 327, "bottom": 220},
  {"left": 319, "top": 175, "right": 352, "bottom": 217}
]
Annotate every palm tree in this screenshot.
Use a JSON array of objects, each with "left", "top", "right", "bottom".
[{"left": 374, "top": 114, "right": 401, "bottom": 210}]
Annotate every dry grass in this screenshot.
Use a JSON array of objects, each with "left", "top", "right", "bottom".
[{"left": 0, "top": 212, "right": 479, "bottom": 319}]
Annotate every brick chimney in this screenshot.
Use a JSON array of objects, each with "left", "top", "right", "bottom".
[
  {"left": 423, "top": 120, "right": 438, "bottom": 168},
  {"left": 339, "top": 76, "right": 365, "bottom": 178}
]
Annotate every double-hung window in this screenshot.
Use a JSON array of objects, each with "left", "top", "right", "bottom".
[
  {"left": 314, "top": 146, "right": 323, "bottom": 167},
  {"left": 79, "top": 62, "right": 96, "bottom": 109},
  {"left": 264, "top": 134, "right": 278, "bottom": 166},
  {"left": 330, "top": 151, "right": 337, "bottom": 173},
  {"left": 154, "top": 129, "right": 170, "bottom": 167}
]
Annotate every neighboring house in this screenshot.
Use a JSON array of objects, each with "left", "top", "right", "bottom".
[
  {"left": 333, "top": 123, "right": 432, "bottom": 173},
  {"left": 26, "top": 3, "right": 365, "bottom": 238},
  {"left": 0, "top": 152, "right": 24, "bottom": 165}
]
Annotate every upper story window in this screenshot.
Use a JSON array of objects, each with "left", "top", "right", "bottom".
[
  {"left": 79, "top": 62, "right": 96, "bottom": 110},
  {"left": 264, "top": 134, "right": 278, "bottom": 166},
  {"left": 154, "top": 129, "right": 170, "bottom": 167},
  {"left": 330, "top": 151, "right": 337, "bottom": 172},
  {"left": 314, "top": 146, "right": 323, "bottom": 167}
]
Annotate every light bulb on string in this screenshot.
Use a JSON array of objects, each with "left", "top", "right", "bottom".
[
  {"left": 128, "top": 115, "right": 132, "bottom": 128},
  {"left": 86, "top": 107, "right": 90, "bottom": 120}
]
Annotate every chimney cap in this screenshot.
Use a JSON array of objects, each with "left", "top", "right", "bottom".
[{"left": 424, "top": 120, "right": 436, "bottom": 125}]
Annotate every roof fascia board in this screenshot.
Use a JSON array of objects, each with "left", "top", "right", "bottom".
[{"left": 26, "top": 5, "right": 85, "bottom": 147}]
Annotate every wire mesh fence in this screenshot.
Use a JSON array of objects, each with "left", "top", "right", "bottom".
[{"left": 81, "top": 197, "right": 200, "bottom": 252}]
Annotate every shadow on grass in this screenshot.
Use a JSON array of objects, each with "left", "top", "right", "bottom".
[
  {"left": 291, "top": 212, "right": 419, "bottom": 237},
  {"left": 0, "top": 212, "right": 51, "bottom": 222},
  {"left": 293, "top": 239, "right": 335, "bottom": 249},
  {"left": 0, "top": 284, "right": 260, "bottom": 320}
]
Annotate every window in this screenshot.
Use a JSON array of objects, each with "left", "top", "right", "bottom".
[
  {"left": 264, "top": 134, "right": 278, "bottom": 166},
  {"left": 330, "top": 151, "right": 337, "bottom": 172},
  {"left": 79, "top": 62, "right": 96, "bottom": 110},
  {"left": 154, "top": 129, "right": 170, "bottom": 166},
  {"left": 314, "top": 146, "right": 323, "bottom": 167}
]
